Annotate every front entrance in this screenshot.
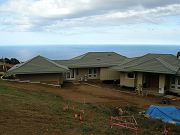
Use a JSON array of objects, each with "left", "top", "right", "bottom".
[
  {"left": 143, "top": 73, "right": 159, "bottom": 90},
  {"left": 66, "top": 69, "right": 75, "bottom": 80}
]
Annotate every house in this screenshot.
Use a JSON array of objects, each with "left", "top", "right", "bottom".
[
  {"left": 111, "top": 53, "right": 180, "bottom": 95},
  {"left": 54, "top": 52, "right": 127, "bottom": 82},
  {"left": 5, "top": 52, "right": 180, "bottom": 95},
  {"left": 5, "top": 55, "right": 69, "bottom": 86}
]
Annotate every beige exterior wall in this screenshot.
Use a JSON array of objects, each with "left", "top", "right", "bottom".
[
  {"left": 17, "top": 73, "right": 64, "bottom": 85},
  {"left": 0, "top": 72, "right": 4, "bottom": 76},
  {"left": 100, "top": 68, "right": 120, "bottom": 80},
  {"left": 120, "top": 72, "right": 135, "bottom": 87},
  {"left": 75, "top": 67, "right": 119, "bottom": 81}
]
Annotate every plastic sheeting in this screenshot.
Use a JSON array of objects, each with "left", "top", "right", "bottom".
[{"left": 145, "top": 105, "right": 180, "bottom": 124}]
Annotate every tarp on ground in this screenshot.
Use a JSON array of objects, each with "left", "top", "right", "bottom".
[{"left": 145, "top": 105, "right": 180, "bottom": 124}]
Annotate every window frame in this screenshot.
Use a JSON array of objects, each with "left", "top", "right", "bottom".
[
  {"left": 88, "top": 68, "right": 97, "bottom": 78},
  {"left": 127, "top": 72, "right": 135, "bottom": 79}
]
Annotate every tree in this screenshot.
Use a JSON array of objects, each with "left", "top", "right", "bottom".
[
  {"left": 4, "top": 58, "right": 11, "bottom": 64},
  {"left": 0, "top": 57, "right": 20, "bottom": 65},
  {"left": 10, "top": 58, "right": 20, "bottom": 64}
]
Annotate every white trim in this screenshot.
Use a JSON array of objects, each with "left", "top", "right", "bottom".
[{"left": 66, "top": 69, "right": 75, "bottom": 80}]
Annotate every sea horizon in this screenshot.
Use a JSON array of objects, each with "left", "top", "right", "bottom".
[{"left": 1, "top": 44, "right": 180, "bottom": 61}]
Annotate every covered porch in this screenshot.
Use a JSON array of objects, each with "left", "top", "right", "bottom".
[{"left": 135, "top": 72, "right": 168, "bottom": 95}]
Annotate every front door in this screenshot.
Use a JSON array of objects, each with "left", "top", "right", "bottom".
[
  {"left": 66, "top": 69, "right": 75, "bottom": 80},
  {"left": 144, "top": 73, "right": 159, "bottom": 89}
]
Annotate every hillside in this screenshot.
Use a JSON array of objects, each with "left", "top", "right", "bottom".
[{"left": 0, "top": 80, "right": 180, "bottom": 135}]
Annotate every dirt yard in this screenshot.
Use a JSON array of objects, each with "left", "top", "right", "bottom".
[
  {"left": 1, "top": 80, "right": 180, "bottom": 135},
  {"left": 1, "top": 80, "right": 164, "bottom": 107}
]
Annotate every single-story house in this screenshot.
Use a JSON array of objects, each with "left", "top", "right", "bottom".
[
  {"left": 4, "top": 55, "right": 69, "bottom": 86},
  {"left": 5, "top": 52, "right": 180, "bottom": 95},
  {"left": 54, "top": 52, "right": 127, "bottom": 82},
  {"left": 111, "top": 53, "right": 180, "bottom": 95}
]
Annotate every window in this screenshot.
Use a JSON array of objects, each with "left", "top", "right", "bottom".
[
  {"left": 88, "top": 69, "right": 92, "bottom": 74},
  {"left": 170, "top": 76, "right": 180, "bottom": 90},
  {"left": 170, "top": 77, "right": 176, "bottom": 89},
  {"left": 127, "top": 72, "right": 135, "bottom": 78},
  {"left": 171, "top": 77, "right": 175, "bottom": 84},
  {"left": 178, "top": 77, "right": 180, "bottom": 85},
  {"left": 76, "top": 69, "right": 79, "bottom": 75},
  {"left": 66, "top": 69, "right": 75, "bottom": 80},
  {"left": 94, "top": 68, "right": 97, "bottom": 74},
  {"left": 88, "top": 68, "right": 97, "bottom": 78},
  {"left": 71, "top": 69, "right": 75, "bottom": 78}
]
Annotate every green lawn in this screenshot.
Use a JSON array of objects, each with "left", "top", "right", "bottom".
[{"left": 0, "top": 81, "right": 180, "bottom": 135}]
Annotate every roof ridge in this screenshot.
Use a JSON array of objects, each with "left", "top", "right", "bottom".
[
  {"left": 70, "top": 53, "right": 88, "bottom": 60},
  {"left": 146, "top": 53, "right": 175, "bottom": 56},
  {"left": 45, "top": 58, "right": 69, "bottom": 70},
  {"left": 70, "top": 51, "right": 125, "bottom": 60},
  {"left": 115, "top": 58, "right": 135, "bottom": 67},
  {"left": 9, "top": 55, "right": 68, "bottom": 73},
  {"left": 155, "top": 58, "right": 179, "bottom": 73},
  {"left": 119, "top": 55, "right": 153, "bottom": 69},
  {"left": 8, "top": 55, "right": 41, "bottom": 72}
]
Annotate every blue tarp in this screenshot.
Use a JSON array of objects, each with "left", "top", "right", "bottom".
[{"left": 145, "top": 105, "right": 180, "bottom": 124}]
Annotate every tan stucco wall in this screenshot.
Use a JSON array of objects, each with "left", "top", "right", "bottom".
[
  {"left": 100, "top": 68, "right": 120, "bottom": 80},
  {"left": 0, "top": 72, "right": 4, "bottom": 76},
  {"left": 17, "top": 73, "right": 64, "bottom": 85},
  {"left": 120, "top": 72, "right": 135, "bottom": 87}
]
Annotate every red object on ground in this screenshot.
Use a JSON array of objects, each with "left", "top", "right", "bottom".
[
  {"left": 110, "top": 116, "right": 138, "bottom": 132},
  {"left": 74, "top": 109, "right": 85, "bottom": 123},
  {"left": 63, "top": 104, "right": 69, "bottom": 111},
  {"left": 163, "top": 125, "right": 169, "bottom": 135}
]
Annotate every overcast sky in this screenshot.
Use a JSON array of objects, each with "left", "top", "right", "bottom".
[{"left": 0, "top": 0, "right": 180, "bottom": 45}]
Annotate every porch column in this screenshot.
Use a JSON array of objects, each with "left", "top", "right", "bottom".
[
  {"left": 137, "top": 73, "right": 143, "bottom": 86},
  {"left": 136, "top": 73, "right": 143, "bottom": 93},
  {"left": 159, "top": 74, "right": 165, "bottom": 94}
]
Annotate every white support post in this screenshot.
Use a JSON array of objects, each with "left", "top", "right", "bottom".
[
  {"left": 159, "top": 74, "right": 165, "bottom": 94},
  {"left": 136, "top": 73, "right": 143, "bottom": 95}
]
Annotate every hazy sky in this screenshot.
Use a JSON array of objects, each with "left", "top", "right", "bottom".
[{"left": 0, "top": 0, "right": 180, "bottom": 45}]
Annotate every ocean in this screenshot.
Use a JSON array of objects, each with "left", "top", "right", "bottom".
[{"left": 0, "top": 45, "right": 180, "bottom": 61}]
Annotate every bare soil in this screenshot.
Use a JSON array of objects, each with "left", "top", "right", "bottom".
[{"left": 2, "top": 81, "right": 164, "bottom": 107}]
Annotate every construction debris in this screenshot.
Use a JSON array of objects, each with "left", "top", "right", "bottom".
[
  {"left": 163, "top": 125, "right": 169, "bottom": 135},
  {"left": 110, "top": 116, "right": 138, "bottom": 133},
  {"left": 74, "top": 109, "right": 85, "bottom": 123},
  {"left": 162, "top": 95, "right": 180, "bottom": 104},
  {"left": 63, "top": 104, "right": 69, "bottom": 111}
]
